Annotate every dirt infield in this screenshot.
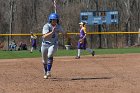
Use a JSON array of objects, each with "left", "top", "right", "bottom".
[{"left": 0, "top": 53, "right": 140, "bottom": 93}]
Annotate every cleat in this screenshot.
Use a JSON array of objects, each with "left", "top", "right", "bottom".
[
  {"left": 92, "top": 51, "right": 95, "bottom": 56},
  {"left": 47, "top": 72, "right": 51, "bottom": 77},
  {"left": 43, "top": 75, "right": 48, "bottom": 79},
  {"left": 75, "top": 56, "right": 80, "bottom": 59},
  {"left": 44, "top": 72, "right": 51, "bottom": 79}
]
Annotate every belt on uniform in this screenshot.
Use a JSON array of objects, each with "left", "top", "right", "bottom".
[{"left": 42, "top": 41, "right": 51, "bottom": 44}]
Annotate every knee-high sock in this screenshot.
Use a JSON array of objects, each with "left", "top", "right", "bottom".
[
  {"left": 43, "top": 63, "right": 47, "bottom": 73},
  {"left": 31, "top": 47, "right": 33, "bottom": 52},
  {"left": 78, "top": 49, "right": 81, "bottom": 57},
  {"left": 47, "top": 57, "right": 53, "bottom": 71}
]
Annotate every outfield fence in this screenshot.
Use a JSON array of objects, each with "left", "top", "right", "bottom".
[
  {"left": 1, "top": 31, "right": 140, "bottom": 36},
  {"left": 0, "top": 31, "right": 140, "bottom": 50}
]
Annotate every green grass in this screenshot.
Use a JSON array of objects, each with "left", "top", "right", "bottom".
[
  {"left": 0, "top": 47, "right": 140, "bottom": 59},
  {"left": 94, "top": 47, "right": 140, "bottom": 55},
  {"left": 0, "top": 50, "right": 41, "bottom": 59}
]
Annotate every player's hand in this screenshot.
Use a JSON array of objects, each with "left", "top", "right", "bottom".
[
  {"left": 52, "top": 26, "right": 56, "bottom": 32},
  {"left": 42, "top": 35, "right": 45, "bottom": 39},
  {"left": 79, "top": 39, "right": 83, "bottom": 43}
]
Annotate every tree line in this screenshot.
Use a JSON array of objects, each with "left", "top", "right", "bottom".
[{"left": 0, "top": 0, "right": 140, "bottom": 48}]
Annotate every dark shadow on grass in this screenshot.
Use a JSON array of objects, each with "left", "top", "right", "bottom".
[{"left": 50, "top": 77, "right": 112, "bottom": 81}]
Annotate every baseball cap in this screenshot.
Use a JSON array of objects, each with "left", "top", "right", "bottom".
[
  {"left": 79, "top": 22, "right": 86, "bottom": 25},
  {"left": 79, "top": 22, "right": 84, "bottom": 25}
]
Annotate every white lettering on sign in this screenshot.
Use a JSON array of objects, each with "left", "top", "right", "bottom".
[
  {"left": 81, "top": 12, "right": 92, "bottom": 15},
  {"left": 94, "top": 17, "right": 101, "bottom": 21},
  {"left": 110, "top": 11, "right": 118, "bottom": 14},
  {"left": 111, "top": 20, "right": 117, "bottom": 22},
  {"left": 102, "top": 20, "right": 106, "bottom": 23}
]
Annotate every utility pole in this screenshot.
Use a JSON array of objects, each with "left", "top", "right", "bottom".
[
  {"left": 8, "top": 0, "right": 14, "bottom": 50},
  {"left": 10, "top": 0, "right": 14, "bottom": 41},
  {"left": 127, "top": 0, "right": 131, "bottom": 46},
  {"left": 96, "top": 0, "right": 99, "bottom": 11},
  {"left": 86, "top": 0, "right": 89, "bottom": 10},
  {"left": 53, "top": 0, "right": 57, "bottom": 13},
  {"left": 96, "top": 0, "right": 102, "bottom": 48}
]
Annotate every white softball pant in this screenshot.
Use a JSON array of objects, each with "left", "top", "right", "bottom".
[{"left": 41, "top": 43, "right": 57, "bottom": 64}]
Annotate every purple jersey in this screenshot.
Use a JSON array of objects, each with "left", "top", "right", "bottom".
[
  {"left": 79, "top": 28, "right": 86, "bottom": 38},
  {"left": 31, "top": 35, "right": 37, "bottom": 47},
  {"left": 77, "top": 28, "right": 87, "bottom": 49}
]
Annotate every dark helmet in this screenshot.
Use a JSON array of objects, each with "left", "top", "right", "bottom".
[{"left": 49, "top": 13, "right": 59, "bottom": 21}]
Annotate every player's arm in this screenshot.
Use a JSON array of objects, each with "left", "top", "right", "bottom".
[
  {"left": 30, "top": 36, "right": 32, "bottom": 42},
  {"left": 81, "top": 33, "right": 87, "bottom": 40},
  {"left": 42, "top": 25, "right": 56, "bottom": 39},
  {"left": 82, "top": 27, "right": 87, "bottom": 39},
  {"left": 34, "top": 35, "right": 37, "bottom": 39},
  {"left": 30, "top": 39, "right": 31, "bottom": 42}
]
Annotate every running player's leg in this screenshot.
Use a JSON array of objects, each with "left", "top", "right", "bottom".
[
  {"left": 75, "top": 42, "right": 81, "bottom": 59},
  {"left": 86, "top": 48, "right": 93, "bottom": 53},
  {"left": 47, "top": 45, "right": 57, "bottom": 76},
  {"left": 85, "top": 47, "right": 95, "bottom": 56},
  {"left": 41, "top": 45, "right": 48, "bottom": 77},
  {"left": 85, "top": 39, "right": 95, "bottom": 56},
  {"left": 30, "top": 47, "right": 33, "bottom": 53}
]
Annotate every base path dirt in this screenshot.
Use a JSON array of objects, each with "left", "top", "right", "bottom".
[{"left": 0, "top": 53, "right": 140, "bottom": 93}]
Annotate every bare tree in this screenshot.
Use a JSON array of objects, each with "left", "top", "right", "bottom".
[{"left": 0, "top": 0, "right": 140, "bottom": 48}]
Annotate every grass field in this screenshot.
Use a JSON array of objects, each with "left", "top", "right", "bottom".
[{"left": 0, "top": 47, "right": 140, "bottom": 59}]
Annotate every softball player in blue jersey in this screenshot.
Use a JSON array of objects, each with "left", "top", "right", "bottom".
[{"left": 41, "top": 13, "right": 66, "bottom": 79}]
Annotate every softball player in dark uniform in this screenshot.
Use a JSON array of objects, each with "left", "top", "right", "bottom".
[
  {"left": 41, "top": 13, "right": 66, "bottom": 79},
  {"left": 75, "top": 22, "right": 95, "bottom": 59}
]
